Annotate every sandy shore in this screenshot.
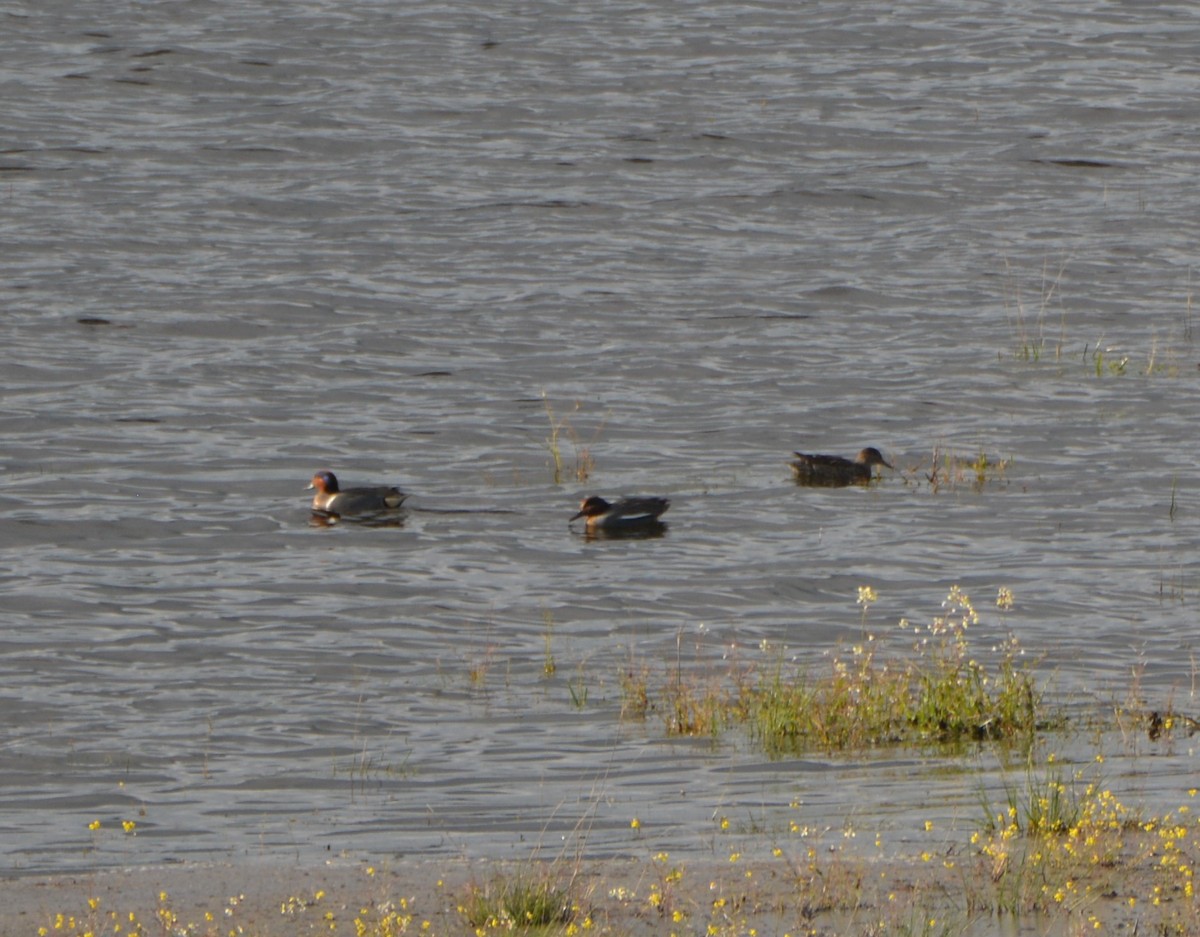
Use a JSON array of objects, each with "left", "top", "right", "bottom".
[{"left": 0, "top": 851, "right": 1155, "bottom": 937}]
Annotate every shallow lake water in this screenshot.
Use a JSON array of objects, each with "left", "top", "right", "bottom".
[{"left": 2, "top": 0, "right": 1199, "bottom": 877}]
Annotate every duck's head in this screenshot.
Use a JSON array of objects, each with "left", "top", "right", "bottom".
[
  {"left": 570, "top": 495, "right": 612, "bottom": 522},
  {"left": 307, "top": 470, "right": 340, "bottom": 493},
  {"left": 857, "top": 448, "right": 893, "bottom": 469}
]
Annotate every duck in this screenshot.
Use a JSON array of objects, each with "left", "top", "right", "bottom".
[
  {"left": 790, "top": 447, "right": 892, "bottom": 487},
  {"left": 307, "top": 470, "right": 408, "bottom": 516},
  {"left": 569, "top": 495, "right": 669, "bottom": 534}
]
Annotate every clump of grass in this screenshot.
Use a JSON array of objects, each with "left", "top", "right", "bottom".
[
  {"left": 643, "top": 850, "right": 687, "bottom": 922},
  {"left": 567, "top": 664, "right": 590, "bottom": 708},
  {"left": 461, "top": 868, "right": 575, "bottom": 932},
  {"left": 770, "top": 831, "right": 871, "bottom": 922},
  {"left": 1118, "top": 659, "right": 1200, "bottom": 741},
  {"left": 661, "top": 629, "right": 737, "bottom": 737},
  {"left": 744, "top": 637, "right": 910, "bottom": 752},
  {"left": 467, "top": 647, "right": 494, "bottom": 687},
  {"left": 619, "top": 661, "right": 651, "bottom": 720},
  {"left": 1185, "top": 272, "right": 1195, "bottom": 342},
  {"left": 1143, "top": 707, "right": 1200, "bottom": 741},
  {"left": 1142, "top": 331, "right": 1184, "bottom": 377},
  {"left": 1003, "top": 258, "right": 1190, "bottom": 379},
  {"left": 921, "top": 445, "right": 1012, "bottom": 493},
  {"left": 966, "top": 753, "right": 1147, "bottom": 920},
  {"left": 637, "top": 587, "right": 1046, "bottom": 755},
  {"left": 541, "top": 391, "right": 601, "bottom": 485},
  {"left": 1004, "top": 254, "right": 1068, "bottom": 362},
  {"left": 663, "top": 668, "right": 730, "bottom": 737},
  {"left": 542, "top": 609, "right": 557, "bottom": 676},
  {"left": 979, "top": 756, "right": 1088, "bottom": 840},
  {"left": 752, "top": 586, "right": 1045, "bottom": 753},
  {"left": 1086, "top": 338, "right": 1129, "bottom": 377}
]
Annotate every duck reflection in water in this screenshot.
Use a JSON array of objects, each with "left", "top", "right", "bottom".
[
  {"left": 569, "top": 495, "right": 669, "bottom": 539},
  {"left": 308, "top": 511, "right": 407, "bottom": 529},
  {"left": 790, "top": 447, "right": 892, "bottom": 487}
]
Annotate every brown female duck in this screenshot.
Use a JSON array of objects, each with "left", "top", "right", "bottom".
[{"left": 790, "top": 447, "right": 892, "bottom": 487}]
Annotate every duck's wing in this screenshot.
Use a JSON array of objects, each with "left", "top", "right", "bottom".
[
  {"left": 331, "top": 486, "right": 408, "bottom": 514},
  {"left": 791, "top": 452, "right": 850, "bottom": 467},
  {"left": 614, "top": 497, "right": 669, "bottom": 520}
]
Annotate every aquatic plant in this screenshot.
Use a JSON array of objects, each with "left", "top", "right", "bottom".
[
  {"left": 567, "top": 664, "right": 590, "bottom": 709},
  {"left": 618, "top": 659, "right": 651, "bottom": 720},
  {"left": 661, "top": 628, "right": 735, "bottom": 738},
  {"left": 542, "top": 608, "right": 557, "bottom": 676},
  {"left": 1001, "top": 257, "right": 1192, "bottom": 380},
  {"left": 1004, "top": 254, "right": 1068, "bottom": 363},
  {"left": 640, "top": 587, "right": 1044, "bottom": 754},
  {"left": 540, "top": 391, "right": 600, "bottom": 485},
  {"left": 1088, "top": 338, "right": 1129, "bottom": 377},
  {"left": 919, "top": 444, "right": 1012, "bottom": 493}
]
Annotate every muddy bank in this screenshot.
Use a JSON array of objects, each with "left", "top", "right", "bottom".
[{"left": 0, "top": 850, "right": 1155, "bottom": 936}]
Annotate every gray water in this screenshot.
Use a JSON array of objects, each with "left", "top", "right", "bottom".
[{"left": 2, "top": 0, "right": 1199, "bottom": 875}]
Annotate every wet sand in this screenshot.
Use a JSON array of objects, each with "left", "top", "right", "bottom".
[{"left": 0, "top": 852, "right": 1151, "bottom": 936}]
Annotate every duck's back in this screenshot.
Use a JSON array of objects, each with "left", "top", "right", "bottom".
[
  {"left": 320, "top": 486, "right": 407, "bottom": 515},
  {"left": 790, "top": 452, "right": 868, "bottom": 486},
  {"left": 598, "top": 496, "right": 670, "bottom": 528}
]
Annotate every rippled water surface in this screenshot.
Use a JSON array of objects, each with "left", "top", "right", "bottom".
[{"left": 2, "top": 0, "right": 1199, "bottom": 875}]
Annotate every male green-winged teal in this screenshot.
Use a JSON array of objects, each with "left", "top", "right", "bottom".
[
  {"left": 569, "top": 495, "right": 669, "bottom": 534},
  {"left": 790, "top": 447, "right": 892, "bottom": 487},
  {"left": 307, "top": 470, "right": 408, "bottom": 516}
]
